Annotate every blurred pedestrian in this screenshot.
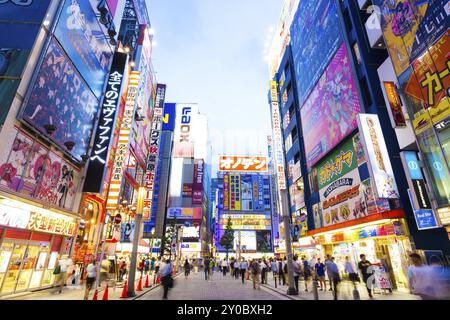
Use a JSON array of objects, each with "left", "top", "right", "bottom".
[
  {"left": 159, "top": 258, "right": 174, "bottom": 299},
  {"left": 183, "top": 258, "right": 191, "bottom": 279},
  {"left": 278, "top": 258, "right": 286, "bottom": 285},
  {"left": 292, "top": 255, "right": 302, "bottom": 292},
  {"left": 84, "top": 260, "right": 97, "bottom": 300},
  {"left": 250, "top": 259, "right": 261, "bottom": 290},
  {"left": 358, "top": 254, "right": 374, "bottom": 298},
  {"left": 344, "top": 256, "right": 359, "bottom": 285},
  {"left": 302, "top": 256, "right": 311, "bottom": 292},
  {"left": 204, "top": 257, "right": 210, "bottom": 281},
  {"left": 324, "top": 254, "right": 333, "bottom": 291},
  {"left": 315, "top": 258, "right": 326, "bottom": 291},
  {"left": 239, "top": 258, "right": 248, "bottom": 284},
  {"left": 328, "top": 257, "right": 341, "bottom": 300},
  {"left": 261, "top": 259, "right": 268, "bottom": 284}
]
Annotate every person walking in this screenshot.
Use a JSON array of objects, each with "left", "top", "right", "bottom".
[
  {"left": 159, "top": 258, "right": 174, "bottom": 300},
  {"left": 277, "top": 258, "right": 286, "bottom": 285},
  {"left": 84, "top": 260, "right": 97, "bottom": 300},
  {"left": 301, "top": 256, "right": 311, "bottom": 292},
  {"left": 230, "top": 259, "right": 235, "bottom": 278},
  {"left": 204, "top": 257, "right": 210, "bottom": 281},
  {"left": 315, "top": 258, "right": 327, "bottom": 291},
  {"left": 260, "top": 259, "right": 268, "bottom": 284},
  {"left": 239, "top": 258, "right": 248, "bottom": 284},
  {"left": 138, "top": 258, "right": 145, "bottom": 279},
  {"left": 324, "top": 254, "right": 333, "bottom": 291},
  {"left": 119, "top": 258, "right": 127, "bottom": 282},
  {"left": 270, "top": 258, "right": 278, "bottom": 286},
  {"left": 144, "top": 258, "right": 150, "bottom": 275},
  {"left": 328, "top": 257, "right": 341, "bottom": 300},
  {"left": 358, "top": 254, "right": 374, "bottom": 298},
  {"left": 250, "top": 259, "right": 261, "bottom": 290},
  {"left": 209, "top": 259, "right": 215, "bottom": 281},
  {"left": 292, "top": 255, "right": 302, "bottom": 293},
  {"left": 183, "top": 259, "right": 191, "bottom": 279},
  {"left": 234, "top": 259, "right": 240, "bottom": 279},
  {"left": 54, "top": 255, "right": 72, "bottom": 294},
  {"left": 344, "top": 256, "right": 359, "bottom": 286},
  {"left": 221, "top": 259, "right": 228, "bottom": 276}
]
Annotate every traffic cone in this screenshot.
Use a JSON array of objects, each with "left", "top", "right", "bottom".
[
  {"left": 120, "top": 281, "right": 128, "bottom": 299},
  {"left": 145, "top": 275, "right": 149, "bottom": 288},
  {"left": 92, "top": 289, "right": 98, "bottom": 300},
  {"left": 156, "top": 275, "right": 160, "bottom": 284},
  {"left": 102, "top": 284, "right": 109, "bottom": 300},
  {"left": 136, "top": 276, "right": 142, "bottom": 291}
]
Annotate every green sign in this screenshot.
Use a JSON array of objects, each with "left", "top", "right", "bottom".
[{"left": 316, "top": 135, "right": 358, "bottom": 190}]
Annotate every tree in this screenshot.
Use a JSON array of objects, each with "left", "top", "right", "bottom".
[
  {"left": 219, "top": 216, "right": 234, "bottom": 260},
  {"left": 160, "top": 219, "right": 176, "bottom": 259}
]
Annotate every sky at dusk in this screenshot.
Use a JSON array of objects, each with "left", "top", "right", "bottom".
[{"left": 147, "top": 0, "right": 283, "bottom": 167}]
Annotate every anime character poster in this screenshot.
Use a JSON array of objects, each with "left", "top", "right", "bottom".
[
  {"left": 301, "top": 43, "right": 362, "bottom": 168},
  {"left": 21, "top": 38, "right": 99, "bottom": 162}
]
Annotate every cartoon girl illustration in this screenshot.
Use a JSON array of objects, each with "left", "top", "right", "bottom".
[{"left": 58, "top": 164, "right": 74, "bottom": 208}]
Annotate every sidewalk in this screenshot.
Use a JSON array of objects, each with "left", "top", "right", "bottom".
[
  {"left": 258, "top": 274, "right": 421, "bottom": 300},
  {"left": 1, "top": 272, "right": 167, "bottom": 301}
]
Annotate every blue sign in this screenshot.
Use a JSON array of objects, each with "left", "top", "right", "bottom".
[
  {"left": 408, "top": 190, "right": 439, "bottom": 230},
  {"left": 290, "top": 0, "right": 343, "bottom": 106},
  {"left": 0, "top": 0, "right": 51, "bottom": 22},
  {"left": 55, "top": 0, "right": 113, "bottom": 98},
  {"left": 162, "top": 103, "right": 176, "bottom": 131},
  {"left": 404, "top": 151, "right": 423, "bottom": 180}
]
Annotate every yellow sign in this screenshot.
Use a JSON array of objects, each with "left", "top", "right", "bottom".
[{"left": 27, "top": 211, "right": 77, "bottom": 237}]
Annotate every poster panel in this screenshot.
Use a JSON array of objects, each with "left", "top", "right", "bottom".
[
  {"left": 192, "top": 159, "right": 204, "bottom": 205},
  {"left": 241, "top": 175, "right": 253, "bottom": 211},
  {"left": 229, "top": 174, "right": 241, "bottom": 211},
  {"left": 301, "top": 43, "right": 362, "bottom": 168},
  {"left": 256, "top": 230, "right": 272, "bottom": 252},
  {"left": 21, "top": 39, "right": 99, "bottom": 162},
  {"left": 223, "top": 174, "right": 229, "bottom": 210}
]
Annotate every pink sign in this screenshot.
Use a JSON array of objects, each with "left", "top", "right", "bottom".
[
  {"left": 301, "top": 43, "right": 361, "bottom": 168},
  {"left": 193, "top": 159, "right": 204, "bottom": 205},
  {"left": 106, "top": 0, "right": 118, "bottom": 18}
]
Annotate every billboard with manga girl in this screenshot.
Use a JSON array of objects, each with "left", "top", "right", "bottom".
[
  {"left": 21, "top": 38, "right": 99, "bottom": 162},
  {"left": 0, "top": 128, "right": 80, "bottom": 211}
]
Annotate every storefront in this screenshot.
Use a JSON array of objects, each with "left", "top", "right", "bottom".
[
  {"left": 0, "top": 196, "right": 77, "bottom": 296},
  {"left": 308, "top": 214, "right": 412, "bottom": 290}
]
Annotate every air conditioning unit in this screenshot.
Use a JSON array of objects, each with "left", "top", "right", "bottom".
[{"left": 365, "top": 10, "right": 385, "bottom": 49}]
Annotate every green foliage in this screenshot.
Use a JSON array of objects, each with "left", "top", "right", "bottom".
[{"left": 219, "top": 216, "right": 234, "bottom": 259}]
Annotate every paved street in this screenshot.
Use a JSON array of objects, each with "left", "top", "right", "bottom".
[{"left": 138, "top": 270, "right": 290, "bottom": 300}]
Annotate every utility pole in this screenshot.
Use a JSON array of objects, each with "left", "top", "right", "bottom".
[
  {"left": 280, "top": 189, "right": 298, "bottom": 295},
  {"left": 127, "top": 187, "right": 145, "bottom": 297}
]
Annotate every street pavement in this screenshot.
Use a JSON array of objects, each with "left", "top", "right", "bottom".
[{"left": 137, "top": 269, "right": 290, "bottom": 300}]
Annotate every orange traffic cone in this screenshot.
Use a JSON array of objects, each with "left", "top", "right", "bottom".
[
  {"left": 120, "top": 281, "right": 128, "bottom": 299},
  {"left": 102, "top": 284, "right": 109, "bottom": 300},
  {"left": 145, "top": 275, "right": 149, "bottom": 288},
  {"left": 136, "top": 276, "right": 142, "bottom": 291},
  {"left": 92, "top": 289, "right": 98, "bottom": 300}
]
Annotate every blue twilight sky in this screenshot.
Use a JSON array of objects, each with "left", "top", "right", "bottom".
[{"left": 147, "top": 0, "right": 283, "bottom": 161}]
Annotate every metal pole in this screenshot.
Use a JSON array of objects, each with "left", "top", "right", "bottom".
[{"left": 280, "top": 189, "right": 298, "bottom": 295}]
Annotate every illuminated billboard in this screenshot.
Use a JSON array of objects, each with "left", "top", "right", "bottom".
[
  {"left": 167, "top": 207, "right": 202, "bottom": 220},
  {"left": 219, "top": 156, "right": 268, "bottom": 173},
  {"left": 172, "top": 104, "right": 198, "bottom": 158}
]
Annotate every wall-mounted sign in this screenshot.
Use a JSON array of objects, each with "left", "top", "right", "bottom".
[
  {"left": 383, "top": 82, "right": 406, "bottom": 127},
  {"left": 167, "top": 207, "right": 202, "bottom": 220},
  {"left": 270, "top": 80, "right": 286, "bottom": 190},
  {"left": 180, "top": 242, "right": 201, "bottom": 252},
  {"left": 172, "top": 104, "right": 198, "bottom": 158},
  {"left": 408, "top": 189, "right": 439, "bottom": 231},
  {"left": 143, "top": 84, "right": 166, "bottom": 219},
  {"left": 27, "top": 211, "right": 77, "bottom": 237},
  {"left": 223, "top": 174, "right": 229, "bottom": 210},
  {"left": 0, "top": 203, "right": 30, "bottom": 229},
  {"left": 84, "top": 52, "right": 128, "bottom": 193},
  {"left": 162, "top": 103, "right": 176, "bottom": 131},
  {"left": 229, "top": 174, "right": 241, "bottom": 211},
  {"left": 219, "top": 156, "right": 268, "bottom": 173},
  {"left": 106, "top": 72, "right": 140, "bottom": 210},
  {"left": 358, "top": 114, "right": 400, "bottom": 199},
  {"left": 193, "top": 159, "right": 204, "bottom": 205}
]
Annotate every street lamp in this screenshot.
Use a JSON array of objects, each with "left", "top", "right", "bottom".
[
  {"left": 280, "top": 189, "right": 298, "bottom": 295},
  {"left": 126, "top": 186, "right": 146, "bottom": 297}
]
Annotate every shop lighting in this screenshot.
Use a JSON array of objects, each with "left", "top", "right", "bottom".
[
  {"left": 310, "top": 219, "right": 394, "bottom": 237},
  {"left": 90, "top": 219, "right": 96, "bottom": 224}
]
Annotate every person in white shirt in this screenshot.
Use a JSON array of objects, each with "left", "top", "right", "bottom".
[
  {"left": 55, "top": 256, "right": 73, "bottom": 294},
  {"left": 221, "top": 259, "right": 228, "bottom": 276},
  {"left": 84, "top": 261, "right": 97, "bottom": 300},
  {"left": 159, "top": 259, "right": 174, "bottom": 299},
  {"left": 239, "top": 258, "right": 248, "bottom": 284}
]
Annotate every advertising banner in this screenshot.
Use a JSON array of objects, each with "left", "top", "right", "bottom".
[
  {"left": 21, "top": 39, "right": 98, "bottom": 162},
  {"left": 173, "top": 104, "right": 198, "bottom": 158},
  {"left": 219, "top": 156, "right": 268, "bottom": 173},
  {"left": 270, "top": 81, "right": 287, "bottom": 190},
  {"left": 290, "top": 0, "right": 343, "bottom": 106},
  {"left": 358, "top": 114, "right": 400, "bottom": 199},
  {"left": 0, "top": 128, "right": 81, "bottom": 211},
  {"left": 83, "top": 52, "right": 128, "bottom": 193},
  {"left": 193, "top": 159, "right": 204, "bottom": 205},
  {"left": 223, "top": 174, "right": 229, "bottom": 210},
  {"left": 219, "top": 213, "right": 272, "bottom": 230},
  {"left": 27, "top": 211, "right": 77, "bottom": 237},
  {"left": 162, "top": 103, "right": 176, "bottom": 131},
  {"left": 301, "top": 43, "right": 362, "bottom": 168},
  {"left": 142, "top": 84, "right": 166, "bottom": 218},
  {"left": 256, "top": 230, "right": 272, "bottom": 252},
  {"left": 232, "top": 231, "right": 257, "bottom": 252},
  {"left": 241, "top": 175, "right": 253, "bottom": 211},
  {"left": 229, "top": 174, "right": 241, "bottom": 211},
  {"left": 106, "top": 72, "right": 140, "bottom": 211},
  {"left": 55, "top": 0, "right": 113, "bottom": 98},
  {"left": 383, "top": 82, "right": 407, "bottom": 127},
  {"left": 374, "top": 0, "right": 448, "bottom": 76},
  {"left": 121, "top": 222, "right": 135, "bottom": 243},
  {"left": 182, "top": 183, "right": 193, "bottom": 198},
  {"left": 408, "top": 189, "right": 439, "bottom": 230},
  {"left": 252, "top": 175, "right": 265, "bottom": 211},
  {"left": 167, "top": 207, "right": 202, "bottom": 220}
]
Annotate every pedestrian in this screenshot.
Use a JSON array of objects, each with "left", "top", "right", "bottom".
[
  {"left": 278, "top": 258, "right": 286, "bottom": 285},
  {"left": 314, "top": 258, "right": 326, "bottom": 291},
  {"left": 84, "top": 260, "right": 97, "bottom": 300},
  {"left": 282, "top": 257, "right": 288, "bottom": 285},
  {"left": 238, "top": 258, "right": 247, "bottom": 284},
  {"left": 138, "top": 258, "right": 145, "bottom": 279},
  {"left": 150, "top": 257, "right": 155, "bottom": 274},
  {"left": 358, "top": 254, "right": 374, "bottom": 298},
  {"left": 235, "top": 259, "right": 240, "bottom": 279},
  {"left": 204, "top": 257, "right": 210, "bottom": 281},
  {"left": 270, "top": 258, "right": 278, "bottom": 286},
  {"left": 328, "top": 257, "right": 341, "bottom": 300},
  {"left": 119, "top": 259, "right": 127, "bottom": 282},
  {"left": 209, "top": 259, "right": 215, "bottom": 281},
  {"left": 407, "top": 253, "right": 426, "bottom": 296},
  {"left": 159, "top": 258, "right": 174, "bottom": 299},
  {"left": 250, "top": 259, "right": 261, "bottom": 290},
  {"left": 183, "top": 258, "right": 191, "bottom": 279},
  {"left": 344, "top": 256, "right": 359, "bottom": 285},
  {"left": 230, "top": 259, "right": 235, "bottom": 277},
  {"left": 54, "top": 255, "right": 72, "bottom": 294},
  {"left": 221, "top": 258, "right": 228, "bottom": 276},
  {"left": 324, "top": 254, "right": 333, "bottom": 291},
  {"left": 292, "top": 255, "right": 302, "bottom": 292},
  {"left": 260, "top": 259, "right": 268, "bottom": 284},
  {"left": 301, "top": 256, "right": 311, "bottom": 292},
  {"left": 144, "top": 258, "right": 150, "bottom": 275}
]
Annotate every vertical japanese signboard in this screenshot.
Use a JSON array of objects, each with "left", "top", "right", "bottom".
[
  {"left": 383, "top": 82, "right": 406, "bottom": 127},
  {"left": 270, "top": 80, "right": 286, "bottom": 190},
  {"left": 84, "top": 52, "right": 128, "bottom": 193},
  {"left": 142, "top": 84, "right": 167, "bottom": 219},
  {"left": 229, "top": 174, "right": 241, "bottom": 211},
  {"left": 193, "top": 159, "right": 204, "bottom": 205},
  {"left": 106, "top": 72, "right": 140, "bottom": 210},
  {"left": 223, "top": 174, "right": 230, "bottom": 210}
]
